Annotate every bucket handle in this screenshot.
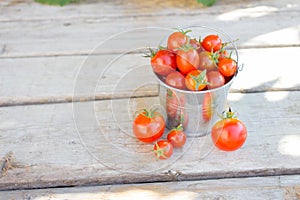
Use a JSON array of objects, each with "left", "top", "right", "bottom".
[{"left": 238, "top": 63, "right": 244, "bottom": 72}]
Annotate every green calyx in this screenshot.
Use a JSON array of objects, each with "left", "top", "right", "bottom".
[
  {"left": 171, "top": 124, "right": 184, "bottom": 132},
  {"left": 141, "top": 108, "right": 160, "bottom": 118},
  {"left": 167, "top": 89, "right": 173, "bottom": 98},
  {"left": 143, "top": 46, "right": 167, "bottom": 58},
  {"left": 219, "top": 107, "right": 237, "bottom": 119},
  {"left": 190, "top": 70, "right": 210, "bottom": 90},
  {"left": 173, "top": 28, "right": 192, "bottom": 35},
  {"left": 178, "top": 41, "right": 196, "bottom": 52},
  {"left": 153, "top": 142, "right": 167, "bottom": 160},
  {"left": 144, "top": 48, "right": 157, "bottom": 58}
]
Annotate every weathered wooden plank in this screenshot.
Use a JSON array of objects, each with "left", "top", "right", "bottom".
[
  {"left": 1, "top": 0, "right": 299, "bottom": 21},
  {"left": 1, "top": 175, "right": 299, "bottom": 199},
  {"left": 0, "top": 3, "right": 299, "bottom": 57},
  {"left": 0, "top": 91, "right": 299, "bottom": 190},
  {"left": 0, "top": 47, "right": 299, "bottom": 106}
]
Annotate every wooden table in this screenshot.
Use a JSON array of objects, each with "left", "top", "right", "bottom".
[{"left": 1, "top": 0, "right": 300, "bottom": 199}]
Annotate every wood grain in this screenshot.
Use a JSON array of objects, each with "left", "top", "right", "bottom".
[
  {"left": 0, "top": 91, "right": 299, "bottom": 190},
  {"left": 0, "top": 0, "right": 299, "bottom": 58},
  {"left": 1, "top": 175, "right": 299, "bottom": 200},
  {"left": 0, "top": 47, "right": 299, "bottom": 106}
]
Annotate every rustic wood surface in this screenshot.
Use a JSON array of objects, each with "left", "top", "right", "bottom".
[
  {"left": 1, "top": 47, "right": 300, "bottom": 106},
  {"left": 0, "top": 91, "right": 299, "bottom": 191},
  {"left": 1, "top": 175, "right": 300, "bottom": 200},
  {"left": 0, "top": 0, "right": 300, "bottom": 198},
  {"left": 0, "top": 0, "right": 299, "bottom": 58}
]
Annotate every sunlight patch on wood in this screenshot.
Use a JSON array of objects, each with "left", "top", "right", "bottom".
[
  {"left": 243, "top": 26, "right": 300, "bottom": 47},
  {"left": 264, "top": 91, "right": 289, "bottom": 102},
  {"left": 217, "top": 6, "right": 278, "bottom": 21},
  {"left": 34, "top": 189, "right": 198, "bottom": 200},
  {"left": 278, "top": 135, "right": 300, "bottom": 157}
]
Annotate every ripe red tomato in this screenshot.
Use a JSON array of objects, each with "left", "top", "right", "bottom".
[
  {"left": 185, "top": 70, "right": 208, "bottom": 91},
  {"left": 167, "top": 125, "right": 186, "bottom": 148},
  {"left": 166, "top": 89, "right": 185, "bottom": 118},
  {"left": 133, "top": 109, "right": 165, "bottom": 143},
  {"left": 168, "top": 109, "right": 189, "bottom": 130},
  {"left": 165, "top": 71, "right": 187, "bottom": 90},
  {"left": 202, "top": 34, "right": 222, "bottom": 52},
  {"left": 218, "top": 49, "right": 228, "bottom": 61},
  {"left": 167, "top": 31, "right": 189, "bottom": 51},
  {"left": 153, "top": 140, "right": 173, "bottom": 159},
  {"left": 211, "top": 110, "right": 247, "bottom": 151},
  {"left": 176, "top": 48, "right": 200, "bottom": 75},
  {"left": 202, "top": 93, "right": 214, "bottom": 122},
  {"left": 198, "top": 51, "right": 217, "bottom": 72},
  {"left": 150, "top": 49, "right": 177, "bottom": 76},
  {"left": 189, "top": 38, "right": 205, "bottom": 54},
  {"left": 218, "top": 57, "right": 237, "bottom": 77},
  {"left": 207, "top": 70, "right": 225, "bottom": 89}
]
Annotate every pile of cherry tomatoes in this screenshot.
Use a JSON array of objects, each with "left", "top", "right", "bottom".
[
  {"left": 131, "top": 29, "right": 247, "bottom": 160},
  {"left": 149, "top": 29, "right": 238, "bottom": 91},
  {"left": 132, "top": 108, "right": 186, "bottom": 160}
]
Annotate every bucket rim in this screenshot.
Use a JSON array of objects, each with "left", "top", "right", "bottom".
[{"left": 155, "top": 25, "right": 239, "bottom": 94}]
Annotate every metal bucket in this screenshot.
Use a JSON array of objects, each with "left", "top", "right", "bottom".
[{"left": 155, "top": 26, "right": 239, "bottom": 136}]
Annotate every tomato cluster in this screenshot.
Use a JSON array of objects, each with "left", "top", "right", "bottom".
[
  {"left": 132, "top": 109, "right": 186, "bottom": 160},
  {"left": 149, "top": 29, "right": 237, "bottom": 91}
]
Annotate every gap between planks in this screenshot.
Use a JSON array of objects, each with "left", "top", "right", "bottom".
[
  {"left": 1, "top": 89, "right": 300, "bottom": 108},
  {"left": 1, "top": 44, "right": 300, "bottom": 59}
]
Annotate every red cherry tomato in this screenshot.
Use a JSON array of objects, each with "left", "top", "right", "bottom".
[
  {"left": 202, "top": 34, "right": 222, "bottom": 52},
  {"left": 189, "top": 38, "right": 205, "bottom": 54},
  {"left": 207, "top": 70, "right": 225, "bottom": 89},
  {"left": 211, "top": 109, "right": 247, "bottom": 151},
  {"left": 153, "top": 140, "right": 174, "bottom": 160},
  {"left": 198, "top": 51, "right": 218, "bottom": 72},
  {"left": 165, "top": 71, "right": 187, "bottom": 90},
  {"left": 185, "top": 69, "right": 208, "bottom": 91},
  {"left": 167, "top": 31, "right": 189, "bottom": 51},
  {"left": 176, "top": 47, "right": 200, "bottom": 75},
  {"left": 150, "top": 49, "right": 177, "bottom": 76},
  {"left": 218, "top": 49, "right": 229, "bottom": 61},
  {"left": 168, "top": 109, "right": 189, "bottom": 130},
  {"left": 202, "top": 93, "right": 214, "bottom": 122},
  {"left": 166, "top": 89, "right": 185, "bottom": 118},
  {"left": 218, "top": 57, "right": 237, "bottom": 77},
  {"left": 133, "top": 109, "right": 165, "bottom": 143},
  {"left": 167, "top": 125, "right": 186, "bottom": 148}
]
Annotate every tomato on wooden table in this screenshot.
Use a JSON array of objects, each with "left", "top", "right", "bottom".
[
  {"left": 211, "top": 109, "right": 247, "bottom": 151},
  {"left": 153, "top": 140, "right": 174, "bottom": 159},
  {"left": 167, "top": 124, "right": 186, "bottom": 148},
  {"left": 133, "top": 109, "right": 165, "bottom": 143}
]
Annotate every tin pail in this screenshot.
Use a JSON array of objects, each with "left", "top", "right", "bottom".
[{"left": 154, "top": 26, "right": 239, "bottom": 136}]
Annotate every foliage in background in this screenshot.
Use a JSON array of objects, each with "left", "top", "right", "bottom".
[
  {"left": 197, "top": 0, "right": 216, "bottom": 7},
  {"left": 34, "top": 0, "right": 216, "bottom": 7},
  {"left": 34, "top": 0, "right": 77, "bottom": 6}
]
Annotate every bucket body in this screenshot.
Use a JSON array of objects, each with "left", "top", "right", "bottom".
[
  {"left": 155, "top": 26, "right": 239, "bottom": 136},
  {"left": 157, "top": 75, "right": 235, "bottom": 136}
]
